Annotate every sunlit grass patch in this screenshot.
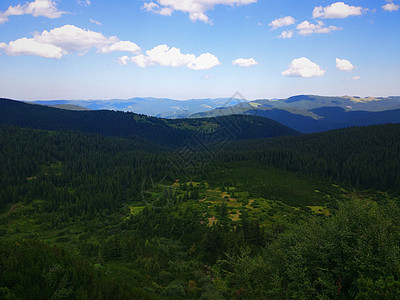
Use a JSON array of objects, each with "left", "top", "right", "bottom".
[
  {"left": 307, "top": 206, "right": 330, "bottom": 216},
  {"left": 129, "top": 206, "right": 145, "bottom": 216},
  {"left": 229, "top": 209, "right": 241, "bottom": 221}
]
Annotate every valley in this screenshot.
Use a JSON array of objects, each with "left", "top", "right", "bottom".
[
  {"left": 1, "top": 100, "right": 400, "bottom": 298},
  {"left": 1, "top": 0, "right": 399, "bottom": 298}
]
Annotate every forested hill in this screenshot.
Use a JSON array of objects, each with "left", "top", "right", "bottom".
[
  {"left": 2, "top": 123, "right": 400, "bottom": 298},
  {"left": 0, "top": 98, "right": 298, "bottom": 147},
  {"left": 220, "top": 123, "right": 400, "bottom": 193}
]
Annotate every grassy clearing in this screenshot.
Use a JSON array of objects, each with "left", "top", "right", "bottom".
[
  {"left": 166, "top": 163, "right": 348, "bottom": 227},
  {"left": 129, "top": 205, "right": 145, "bottom": 216},
  {"left": 307, "top": 206, "right": 330, "bottom": 216},
  {"left": 209, "top": 161, "right": 345, "bottom": 207}
]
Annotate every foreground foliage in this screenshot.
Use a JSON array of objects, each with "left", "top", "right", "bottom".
[{"left": 223, "top": 199, "right": 400, "bottom": 299}]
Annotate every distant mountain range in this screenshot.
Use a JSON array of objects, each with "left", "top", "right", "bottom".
[
  {"left": 33, "top": 97, "right": 242, "bottom": 118},
  {"left": 23, "top": 95, "right": 400, "bottom": 133},
  {"left": 191, "top": 95, "right": 400, "bottom": 133}
]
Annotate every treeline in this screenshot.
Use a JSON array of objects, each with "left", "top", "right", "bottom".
[{"left": 218, "top": 123, "right": 400, "bottom": 193}]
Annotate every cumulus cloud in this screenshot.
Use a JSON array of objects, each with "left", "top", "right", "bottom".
[
  {"left": 0, "top": 37, "right": 66, "bottom": 59},
  {"left": 282, "top": 57, "right": 325, "bottom": 78},
  {"left": 126, "top": 44, "right": 220, "bottom": 70},
  {"left": 279, "top": 30, "right": 293, "bottom": 39},
  {"left": 34, "top": 25, "right": 117, "bottom": 53},
  {"left": 269, "top": 16, "right": 295, "bottom": 30},
  {"left": 0, "top": 25, "right": 141, "bottom": 58},
  {"left": 0, "top": 0, "right": 65, "bottom": 24},
  {"left": 313, "top": 2, "right": 367, "bottom": 19},
  {"left": 297, "top": 20, "right": 341, "bottom": 36},
  {"left": 232, "top": 57, "right": 258, "bottom": 67},
  {"left": 142, "top": 0, "right": 257, "bottom": 24},
  {"left": 100, "top": 41, "right": 141, "bottom": 54},
  {"left": 142, "top": 2, "right": 173, "bottom": 16},
  {"left": 383, "top": 2, "right": 400, "bottom": 11},
  {"left": 336, "top": 58, "right": 354, "bottom": 71}
]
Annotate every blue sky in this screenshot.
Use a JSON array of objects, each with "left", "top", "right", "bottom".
[{"left": 0, "top": 0, "right": 399, "bottom": 100}]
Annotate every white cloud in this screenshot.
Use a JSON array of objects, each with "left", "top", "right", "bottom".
[
  {"left": 282, "top": 57, "right": 325, "bottom": 78},
  {"left": 118, "top": 55, "right": 130, "bottom": 65},
  {"left": 0, "top": 15, "right": 8, "bottom": 24},
  {"left": 0, "top": 25, "right": 141, "bottom": 58},
  {"left": 383, "top": 2, "right": 400, "bottom": 11},
  {"left": 132, "top": 45, "right": 193, "bottom": 68},
  {"left": 232, "top": 57, "right": 258, "bottom": 67},
  {"left": 78, "top": 0, "right": 91, "bottom": 7},
  {"left": 0, "top": 37, "right": 66, "bottom": 59},
  {"left": 279, "top": 30, "right": 293, "bottom": 39},
  {"left": 269, "top": 16, "right": 295, "bottom": 30},
  {"left": 313, "top": 2, "right": 367, "bottom": 19},
  {"left": 142, "top": 0, "right": 257, "bottom": 24},
  {"left": 297, "top": 21, "right": 341, "bottom": 36},
  {"left": 90, "top": 18, "right": 101, "bottom": 25},
  {"left": 35, "top": 25, "right": 118, "bottom": 53},
  {"left": 188, "top": 53, "right": 221, "bottom": 70},
  {"left": 336, "top": 58, "right": 354, "bottom": 71},
  {"left": 352, "top": 76, "right": 360, "bottom": 80},
  {"left": 142, "top": 2, "right": 173, "bottom": 16},
  {"left": 0, "top": 0, "right": 65, "bottom": 24},
  {"left": 122, "top": 44, "right": 220, "bottom": 70},
  {"left": 100, "top": 41, "right": 141, "bottom": 54}
]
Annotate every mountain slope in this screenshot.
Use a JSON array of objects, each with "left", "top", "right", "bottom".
[
  {"left": 221, "top": 123, "right": 400, "bottom": 192},
  {"left": 191, "top": 95, "right": 400, "bottom": 133},
  {"left": 46, "top": 104, "right": 92, "bottom": 111},
  {"left": 244, "top": 106, "right": 400, "bottom": 133},
  {"left": 0, "top": 98, "right": 298, "bottom": 147},
  {"left": 254, "top": 95, "right": 400, "bottom": 112}
]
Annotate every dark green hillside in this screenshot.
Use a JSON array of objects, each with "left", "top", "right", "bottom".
[
  {"left": 0, "top": 98, "right": 298, "bottom": 147},
  {"left": 222, "top": 123, "right": 400, "bottom": 193},
  {"left": 1, "top": 122, "right": 400, "bottom": 299},
  {"left": 0, "top": 125, "right": 172, "bottom": 213}
]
